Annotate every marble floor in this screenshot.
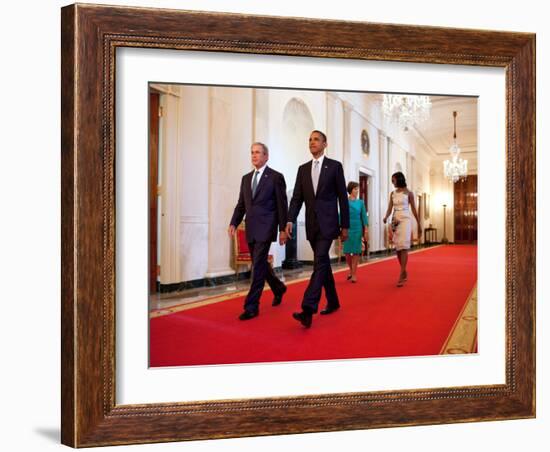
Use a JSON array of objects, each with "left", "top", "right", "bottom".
[{"left": 149, "top": 252, "right": 395, "bottom": 313}]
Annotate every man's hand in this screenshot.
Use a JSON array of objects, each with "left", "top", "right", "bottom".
[
  {"left": 228, "top": 225, "right": 236, "bottom": 238},
  {"left": 285, "top": 222, "right": 293, "bottom": 239},
  {"left": 383, "top": 216, "right": 388, "bottom": 224},
  {"left": 279, "top": 230, "right": 288, "bottom": 246},
  {"left": 340, "top": 228, "right": 349, "bottom": 242},
  {"left": 418, "top": 225, "right": 422, "bottom": 237}
]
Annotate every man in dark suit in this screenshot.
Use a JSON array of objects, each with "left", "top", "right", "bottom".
[
  {"left": 286, "top": 130, "right": 349, "bottom": 328},
  {"left": 229, "top": 142, "right": 289, "bottom": 320}
]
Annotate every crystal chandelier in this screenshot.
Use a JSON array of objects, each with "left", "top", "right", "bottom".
[
  {"left": 443, "top": 111, "right": 468, "bottom": 183},
  {"left": 382, "top": 94, "right": 431, "bottom": 131}
]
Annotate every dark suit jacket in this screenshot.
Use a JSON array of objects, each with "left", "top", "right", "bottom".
[
  {"left": 288, "top": 156, "right": 349, "bottom": 240},
  {"left": 230, "top": 166, "right": 288, "bottom": 243}
]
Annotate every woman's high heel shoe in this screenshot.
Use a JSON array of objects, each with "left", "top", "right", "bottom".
[{"left": 397, "top": 272, "right": 406, "bottom": 287}]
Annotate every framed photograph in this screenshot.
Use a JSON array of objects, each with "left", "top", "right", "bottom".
[
  {"left": 424, "top": 193, "right": 430, "bottom": 220},
  {"left": 61, "top": 3, "right": 535, "bottom": 447},
  {"left": 146, "top": 84, "right": 478, "bottom": 368}
]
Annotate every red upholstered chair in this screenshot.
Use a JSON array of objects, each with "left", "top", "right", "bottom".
[{"left": 233, "top": 223, "right": 273, "bottom": 276}]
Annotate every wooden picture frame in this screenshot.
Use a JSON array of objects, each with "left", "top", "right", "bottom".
[
  {"left": 61, "top": 3, "right": 535, "bottom": 447},
  {"left": 424, "top": 193, "right": 430, "bottom": 220}
]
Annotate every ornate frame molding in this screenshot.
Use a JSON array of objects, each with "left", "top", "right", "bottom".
[{"left": 61, "top": 4, "right": 535, "bottom": 447}]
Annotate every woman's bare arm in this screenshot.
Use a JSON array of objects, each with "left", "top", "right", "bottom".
[{"left": 408, "top": 191, "right": 422, "bottom": 233}]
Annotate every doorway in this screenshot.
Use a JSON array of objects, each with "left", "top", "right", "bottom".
[
  {"left": 359, "top": 172, "right": 370, "bottom": 255},
  {"left": 359, "top": 172, "right": 369, "bottom": 212},
  {"left": 149, "top": 90, "right": 160, "bottom": 293},
  {"left": 453, "top": 175, "right": 478, "bottom": 244}
]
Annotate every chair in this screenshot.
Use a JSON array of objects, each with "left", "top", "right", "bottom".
[{"left": 232, "top": 223, "right": 274, "bottom": 277}]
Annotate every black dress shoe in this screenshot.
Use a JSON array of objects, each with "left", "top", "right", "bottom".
[
  {"left": 320, "top": 306, "right": 340, "bottom": 315},
  {"left": 292, "top": 311, "right": 312, "bottom": 328},
  {"left": 272, "top": 285, "right": 287, "bottom": 306},
  {"left": 239, "top": 311, "right": 259, "bottom": 321}
]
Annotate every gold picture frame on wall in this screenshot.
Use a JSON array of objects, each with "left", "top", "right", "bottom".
[
  {"left": 61, "top": 3, "right": 535, "bottom": 447},
  {"left": 424, "top": 192, "right": 430, "bottom": 220}
]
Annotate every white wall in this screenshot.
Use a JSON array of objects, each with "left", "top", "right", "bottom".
[
  {"left": 163, "top": 86, "right": 437, "bottom": 282},
  {"left": 6, "top": 1, "right": 546, "bottom": 452},
  {"left": 430, "top": 166, "right": 456, "bottom": 242},
  {"left": 178, "top": 85, "right": 209, "bottom": 282}
]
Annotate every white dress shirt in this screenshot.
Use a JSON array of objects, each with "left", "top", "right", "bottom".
[{"left": 311, "top": 154, "right": 325, "bottom": 193}]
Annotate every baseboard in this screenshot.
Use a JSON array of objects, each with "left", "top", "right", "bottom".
[
  {"left": 158, "top": 271, "right": 252, "bottom": 293},
  {"left": 156, "top": 243, "right": 446, "bottom": 294}
]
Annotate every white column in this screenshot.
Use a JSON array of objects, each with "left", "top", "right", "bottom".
[
  {"left": 381, "top": 131, "right": 388, "bottom": 251},
  {"left": 409, "top": 155, "right": 418, "bottom": 240},
  {"left": 326, "top": 93, "right": 344, "bottom": 163},
  {"left": 206, "top": 87, "right": 253, "bottom": 277},
  {"left": 342, "top": 100, "right": 354, "bottom": 182},
  {"left": 327, "top": 95, "right": 346, "bottom": 259},
  {"left": 379, "top": 132, "right": 389, "bottom": 249},
  {"left": 178, "top": 85, "right": 210, "bottom": 282},
  {"left": 253, "top": 88, "right": 270, "bottom": 145}
]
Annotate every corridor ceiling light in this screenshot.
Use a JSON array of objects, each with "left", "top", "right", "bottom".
[
  {"left": 443, "top": 111, "right": 468, "bottom": 183},
  {"left": 382, "top": 94, "right": 431, "bottom": 132}
]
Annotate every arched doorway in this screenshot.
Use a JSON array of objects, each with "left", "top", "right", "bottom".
[
  {"left": 282, "top": 98, "right": 315, "bottom": 264},
  {"left": 282, "top": 98, "right": 315, "bottom": 186}
]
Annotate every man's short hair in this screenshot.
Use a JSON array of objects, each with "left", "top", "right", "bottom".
[
  {"left": 251, "top": 142, "right": 269, "bottom": 154},
  {"left": 311, "top": 130, "right": 327, "bottom": 142}
]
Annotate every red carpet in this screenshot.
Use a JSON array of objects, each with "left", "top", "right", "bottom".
[{"left": 150, "top": 245, "right": 477, "bottom": 367}]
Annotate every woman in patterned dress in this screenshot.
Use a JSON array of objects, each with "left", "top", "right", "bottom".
[
  {"left": 342, "top": 181, "right": 368, "bottom": 283},
  {"left": 383, "top": 172, "right": 422, "bottom": 287}
]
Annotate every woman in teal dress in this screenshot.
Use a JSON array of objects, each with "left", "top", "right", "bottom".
[{"left": 343, "top": 181, "right": 369, "bottom": 283}]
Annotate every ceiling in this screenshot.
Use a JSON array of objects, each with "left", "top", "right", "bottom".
[{"left": 409, "top": 95, "right": 478, "bottom": 157}]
